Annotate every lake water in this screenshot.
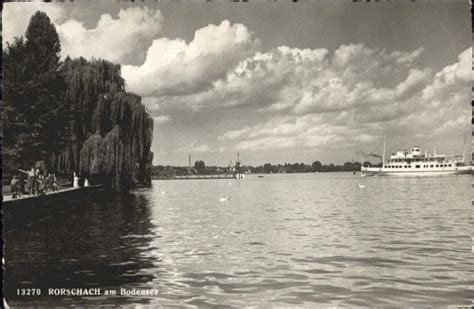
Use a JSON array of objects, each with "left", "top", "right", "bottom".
[{"left": 4, "top": 173, "right": 473, "bottom": 307}]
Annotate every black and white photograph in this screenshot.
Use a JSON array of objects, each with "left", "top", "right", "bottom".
[{"left": 1, "top": 0, "right": 473, "bottom": 307}]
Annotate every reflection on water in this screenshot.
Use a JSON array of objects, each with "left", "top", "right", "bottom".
[{"left": 5, "top": 173, "right": 473, "bottom": 307}]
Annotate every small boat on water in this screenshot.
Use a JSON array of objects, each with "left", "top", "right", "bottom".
[{"left": 361, "top": 144, "right": 473, "bottom": 177}]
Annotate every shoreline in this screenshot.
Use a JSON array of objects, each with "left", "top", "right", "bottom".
[{"left": 3, "top": 185, "right": 108, "bottom": 233}]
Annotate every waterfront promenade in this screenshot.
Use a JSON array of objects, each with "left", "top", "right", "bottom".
[{"left": 2, "top": 186, "right": 77, "bottom": 202}]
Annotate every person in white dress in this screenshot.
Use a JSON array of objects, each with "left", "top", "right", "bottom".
[
  {"left": 84, "top": 178, "right": 90, "bottom": 187},
  {"left": 73, "top": 172, "right": 80, "bottom": 188}
]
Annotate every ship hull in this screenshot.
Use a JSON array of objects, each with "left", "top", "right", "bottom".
[{"left": 361, "top": 166, "right": 473, "bottom": 177}]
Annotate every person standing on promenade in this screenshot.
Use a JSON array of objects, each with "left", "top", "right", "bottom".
[
  {"left": 34, "top": 168, "right": 41, "bottom": 195},
  {"left": 18, "top": 168, "right": 36, "bottom": 195},
  {"left": 73, "top": 172, "right": 80, "bottom": 188},
  {"left": 52, "top": 173, "right": 58, "bottom": 192},
  {"left": 18, "top": 173, "right": 25, "bottom": 195},
  {"left": 10, "top": 175, "right": 20, "bottom": 198}
]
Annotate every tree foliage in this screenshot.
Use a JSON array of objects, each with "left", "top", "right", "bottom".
[
  {"left": 194, "top": 160, "right": 206, "bottom": 174},
  {"left": 3, "top": 11, "right": 69, "bottom": 171}
]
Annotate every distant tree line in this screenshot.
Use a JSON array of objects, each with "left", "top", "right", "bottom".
[
  {"left": 253, "top": 161, "right": 369, "bottom": 173},
  {"left": 153, "top": 161, "right": 234, "bottom": 177},
  {"left": 152, "top": 160, "right": 381, "bottom": 177}
]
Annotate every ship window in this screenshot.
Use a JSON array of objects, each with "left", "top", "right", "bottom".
[
  {"left": 436, "top": 165, "right": 439, "bottom": 167},
  {"left": 449, "top": 164, "right": 452, "bottom": 167},
  {"left": 430, "top": 165, "right": 433, "bottom": 168},
  {"left": 415, "top": 165, "right": 420, "bottom": 168}
]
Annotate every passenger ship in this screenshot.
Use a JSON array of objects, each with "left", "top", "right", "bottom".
[{"left": 361, "top": 145, "right": 472, "bottom": 177}]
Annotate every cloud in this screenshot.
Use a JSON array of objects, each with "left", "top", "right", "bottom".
[
  {"left": 57, "top": 7, "right": 163, "bottom": 64},
  {"left": 145, "top": 43, "right": 430, "bottom": 114},
  {"left": 3, "top": 2, "right": 67, "bottom": 45},
  {"left": 153, "top": 115, "right": 171, "bottom": 125},
  {"left": 177, "top": 142, "right": 212, "bottom": 154},
  {"left": 143, "top": 97, "right": 162, "bottom": 112},
  {"left": 221, "top": 117, "right": 350, "bottom": 153},
  {"left": 122, "top": 20, "right": 261, "bottom": 97},
  {"left": 220, "top": 126, "right": 252, "bottom": 141},
  {"left": 421, "top": 47, "right": 471, "bottom": 102},
  {"left": 3, "top": 4, "right": 163, "bottom": 65},
  {"left": 216, "top": 47, "right": 471, "bottom": 153},
  {"left": 332, "top": 44, "right": 423, "bottom": 68}
]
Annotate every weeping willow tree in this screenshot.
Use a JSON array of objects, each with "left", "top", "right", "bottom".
[
  {"left": 4, "top": 11, "right": 154, "bottom": 190},
  {"left": 56, "top": 58, "right": 154, "bottom": 190},
  {"left": 52, "top": 57, "right": 125, "bottom": 175}
]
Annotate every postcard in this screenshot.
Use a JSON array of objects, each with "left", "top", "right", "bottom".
[{"left": 2, "top": 0, "right": 472, "bottom": 307}]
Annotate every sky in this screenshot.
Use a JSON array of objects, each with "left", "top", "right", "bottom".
[{"left": 3, "top": 0, "right": 472, "bottom": 166}]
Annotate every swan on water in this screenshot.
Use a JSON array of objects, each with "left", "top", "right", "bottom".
[
  {"left": 358, "top": 183, "right": 365, "bottom": 188},
  {"left": 219, "top": 196, "right": 230, "bottom": 202}
]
